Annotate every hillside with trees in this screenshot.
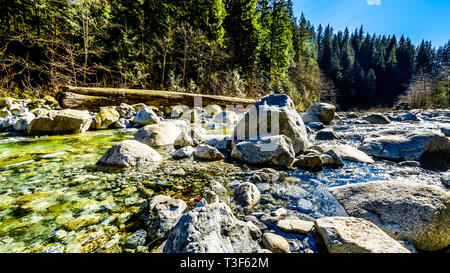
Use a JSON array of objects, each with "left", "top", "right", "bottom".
[{"left": 0, "top": 0, "right": 448, "bottom": 110}]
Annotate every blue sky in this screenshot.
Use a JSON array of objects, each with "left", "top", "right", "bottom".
[{"left": 292, "top": 0, "right": 450, "bottom": 47}]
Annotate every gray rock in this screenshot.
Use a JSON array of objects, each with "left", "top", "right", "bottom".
[
  {"left": 212, "top": 111, "right": 238, "bottom": 125},
  {"left": 205, "top": 104, "right": 222, "bottom": 116},
  {"left": 260, "top": 208, "right": 287, "bottom": 226},
  {"left": 330, "top": 180, "right": 450, "bottom": 251},
  {"left": 27, "top": 109, "right": 92, "bottom": 135},
  {"left": 362, "top": 114, "right": 391, "bottom": 124},
  {"left": 163, "top": 202, "right": 261, "bottom": 253},
  {"left": 315, "top": 128, "right": 340, "bottom": 140},
  {"left": 233, "top": 182, "right": 261, "bottom": 208},
  {"left": 174, "top": 127, "right": 206, "bottom": 148},
  {"left": 97, "top": 140, "right": 162, "bottom": 168},
  {"left": 133, "top": 107, "right": 161, "bottom": 126},
  {"left": 322, "top": 149, "right": 345, "bottom": 167},
  {"left": 232, "top": 135, "right": 296, "bottom": 167},
  {"left": 442, "top": 127, "right": 450, "bottom": 137},
  {"left": 315, "top": 217, "right": 410, "bottom": 253},
  {"left": 277, "top": 218, "right": 314, "bottom": 235},
  {"left": 124, "top": 229, "right": 147, "bottom": 249},
  {"left": 358, "top": 129, "right": 450, "bottom": 170},
  {"left": 232, "top": 94, "right": 309, "bottom": 154},
  {"left": 134, "top": 121, "right": 182, "bottom": 147},
  {"left": 302, "top": 103, "right": 336, "bottom": 125},
  {"left": 173, "top": 146, "right": 195, "bottom": 159},
  {"left": 194, "top": 144, "right": 225, "bottom": 161},
  {"left": 441, "top": 172, "right": 450, "bottom": 186},
  {"left": 305, "top": 122, "right": 325, "bottom": 130},
  {"left": 170, "top": 105, "right": 190, "bottom": 119},
  {"left": 117, "top": 103, "right": 136, "bottom": 119},
  {"left": 140, "top": 195, "right": 187, "bottom": 241},
  {"left": 325, "top": 145, "right": 374, "bottom": 164},
  {"left": 114, "top": 118, "right": 131, "bottom": 129},
  {"left": 294, "top": 154, "right": 323, "bottom": 170},
  {"left": 13, "top": 112, "right": 35, "bottom": 131}
]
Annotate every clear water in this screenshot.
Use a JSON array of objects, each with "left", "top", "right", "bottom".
[{"left": 0, "top": 110, "right": 448, "bottom": 253}]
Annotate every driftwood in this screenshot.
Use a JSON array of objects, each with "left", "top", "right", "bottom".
[{"left": 57, "top": 86, "right": 256, "bottom": 111}]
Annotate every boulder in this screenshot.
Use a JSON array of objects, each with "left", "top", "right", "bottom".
[
  {"left": 233, "top": 182, "right": 261, "bottom": 208},
  {"left": 302, "top": 103, "right": 336, "bottom": 125},
  {"left": 212, "top": 111, "right": 238, "bottom": 125},
  {"left": 232, "top": 94, "right": 309, "bottom": 154},
  {"left": 315, "top": 217, "right": 410, "bottom": 253},
  {"left": 315, "top": 128, "right": 340, "bottom": 140},
  {"left": 173, "top": 146, "right": 195, "bottom": 159},
  {"left": 358, "top": 129, "right": 450, "bottom": 170},
  {"left": 330, "top": 180, "right": 450, "bottom": 251},
  {"left": 322, "top": 149, "right": 345, "bottom": 167},
  {"left": 170, "top": 105, "right": 190, "bottom": 118},
  {"left": 139, "top": 195, "right": 187, "bottom": 240},
  {"left": 194, "top": 144, "right": 225, "bottom": 161},
  {"left": 27, "top": 109, "right": 92, "bottom": 135},
  {"left": 134, "top": 121, "right": 182, "bottom": 148},
  {"left": 95, "top": 107, "right": 120, "bottom": 129},
  {"left": 179, "top": 109, "right": 200, "bottom": 123},
  {"left": 276, "top": 218, "right": 314, "bottom": 235},
  {"left": 114, "top": 118, "right": 132, "bottom": 129},
  {"left": 174, "top": 127, "right": 206, "bottom": 148},
  {"left": 13, "top": 112, "right": 35, "bottom": 131},
  {"left": 116, "top": 103, "right": 136, "bottom": 119},
  {"left": 163, "top": 202, "right": 261, "bottom": 253},
  {"left": 205, "top": 104, "right": 222, "bottom": 116},
  {"left": 133, "top": 107, "right": 161, "bottom": 126},
  {"left": 324, "top": 145, "right": 374, "bottom": 164},
  {"left": 231, "top": 135, "right": 296, "bottom": 167},
  {"left": 97, "top": 140, "right": 162, "bottom": 168},
  {"left": 293, "top": 154, "right": 323, "bottom": 170},
  {"left": 362, "top": 114, "right": 391, "bottom": 124},
  {"left": 442, "top": 127, "right": 450, "bottom": 137},
  {"left": 261, "top": 233, "right": 290, "bottom": 253}
]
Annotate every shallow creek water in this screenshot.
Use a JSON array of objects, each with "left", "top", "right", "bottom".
[{"left": 0, "top": 111, "right": 448, "bottom": 253}]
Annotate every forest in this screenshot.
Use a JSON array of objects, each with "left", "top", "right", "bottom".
[{"left": 0, "top": 0, "right": 448, "bottom": 110}]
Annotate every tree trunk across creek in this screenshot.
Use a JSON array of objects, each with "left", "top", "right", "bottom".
[{"left": 57, "top": 86, "right": 256, "bottom": 111}]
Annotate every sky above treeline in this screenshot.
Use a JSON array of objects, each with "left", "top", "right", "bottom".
[{"left": 293, "top": 0, "right": 450, "bottom": 47}]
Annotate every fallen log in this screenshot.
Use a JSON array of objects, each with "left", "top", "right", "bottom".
[{"left": 57, "top": 86, "right": 256, "bottom": 111}]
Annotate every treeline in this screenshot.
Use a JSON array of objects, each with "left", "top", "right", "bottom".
[
  {"left": 0, "top": 0, "right": 447, "bottom": 110},
  {"left": 0, "top": 0, "right": 333, "bottom": 110},
  {"left": 316, "top": 25, "right": 450, "bottom": 110}
]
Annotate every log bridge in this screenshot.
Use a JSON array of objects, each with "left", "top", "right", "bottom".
[{"left": 57, "top": 86, "right": 256, "bottom": 111}]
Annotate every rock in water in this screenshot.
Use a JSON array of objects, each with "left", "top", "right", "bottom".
[
  {"left": 117, "top": 103, "right": 136, "bottom": 119},
  {"left": 205, "top": 105, "right": 222, "bottom": 116},
  {"left": 277, "top": 218, "right": 314, "bottom": 235},
  {"left": 95, "top": 107, "right": 120, "bottom": 129},
  {"left": 261, "top": 233, "right": 290, "bottom": 253},
  {"left": 233, "top": 182, "right": 261, "bottom": 208},
  {"left": 163, "top": 202, "right": 261, "bottom": 253},
  {"left": 212, "top": 111, "right": 238, "bottom": 125},
  {"left": 362, "top": 114, "right": 391, "bottom": 124},
  {"left": 173, "top": 146, "right": 195, "bottom": 159},
  {"left": 315, "top": 128, "right": 340, "bottom": 140},
  {"left": 294, "top": 154, "right": 323, "bottom": 170},
  {"left": 441, "top": 126, "right": 450, "bottom": 137},
  {"left": 232, "top": 94, "right": 309, "bottom": 154},
  {"left": 13, "top": 112, "right": 35, "bottom": 131},
  {"left": 325, "top": 145, "right": 374, "bottom": 164},
  {"left": 314, "top": 217, "right": 410, "bottom": 253},
  {"left": 330, "top": 180, "right": 450, "bottom": 251},
  {"left": 231, "top": 135, "right": 296, "bottom": 167},
  {"left": 194, "top": 144, "right": 225, "bottom": 160},
  {"left": 133, "top": 107, "right": 160, "bottom": 126},
  {"left": 97, "top": 140, "right": 162, "bottom": 168},
  {"left": 302, "top": 103, "right": 336, "bottom": 125},
  {"left": 139, "top": 195, "right": 187, "bottom": 241},
  {"left": 27, "top": 109, "right": 92, "bottom": 135},
  {"left": 358, "top": 129, "right": 450, "bottom": 170},
  {"left": 134, "top": 121, "right": 182, "bottom": 147}
]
